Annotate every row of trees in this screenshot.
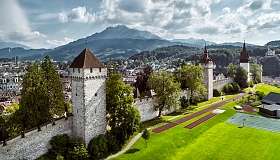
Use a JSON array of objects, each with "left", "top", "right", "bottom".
[
  {"left": 20, "top": 56, "right": 66, "bottom": 130},
  {"left": 227, "top": 63, "right": 262, "bottom": 89},
  {"left": 148, "top": 65, "right": 206, "bottom": 117},
  {"left": 0, "top": 56, "right": 66, "bottom": 143}
]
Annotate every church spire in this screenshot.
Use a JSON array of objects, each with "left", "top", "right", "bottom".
[
  {"left": 240, "top": 40, "right": 249, "bottom": 63},
  {"left": 201, "top": 43, "right": 212, "bottom": 64}
]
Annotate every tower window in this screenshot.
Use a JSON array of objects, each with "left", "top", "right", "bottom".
[
  {"left": 78, "top": 68, "right": 80, "bottom": 73},
  {"left": 90, "top": 68, "right": 93, "bottom": 73},
  {"left": 73, "top": 68, "right": 75, "bottom": 73},
  {"left": 95, "top": 93, "right": 97, "bottom": 96},
  {"left": 99, "top": 68, "right": 101, "bottom": 72}
]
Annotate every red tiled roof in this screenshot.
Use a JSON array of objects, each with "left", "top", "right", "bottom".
[{"left": 70, "top": 48, "right": 105, "bottom": 68}]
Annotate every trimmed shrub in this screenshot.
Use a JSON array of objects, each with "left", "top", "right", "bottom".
[
  {"left": 46, "top": 134, "right": 88, "bottom": 160},
  {"left": 88, "top": 134, "right": 109, "bottom": 160},
  {"left": 256, "top": 91, "right": 265, "bottom": 100},
  {"left": 223, "top": 82, "right": 240, "bottom": 95},
  {"left": 213, "top": 89, "right": 221, "bottom": 97},
  {"left": 180, "top": 96, "right": 189, "bottom": 109}
]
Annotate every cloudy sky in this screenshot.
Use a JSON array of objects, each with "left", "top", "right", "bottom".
[{"left": 1, "top": 0, "right": 280, "bottom": 48}]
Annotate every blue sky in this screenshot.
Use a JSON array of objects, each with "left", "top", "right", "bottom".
[{"left": 1, "top": 0, "right": 280, "bottom": 48}]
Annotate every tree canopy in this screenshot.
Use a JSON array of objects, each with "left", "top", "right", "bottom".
[
  {"left": 177, "top": 64, "right": 206, "bottom": 103},
  {"left": 148, "top": 71, "right": 181, "bottom": 117},
  {"left": 250, "top": 63, "right": 262, "bottom": 84},
  {"left": 106, "top": 73, "right": 140, "bottom": 145}
]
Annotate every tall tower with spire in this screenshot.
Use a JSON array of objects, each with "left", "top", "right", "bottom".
[
  {"left": 240, "top": 41, "right": 250, "bottom": 81},
  {"left": 201, "top": 44, "right": 214, "bottom": 100},
  {"left": 69, "top": 48, "right": 107, "bottom": 145}
]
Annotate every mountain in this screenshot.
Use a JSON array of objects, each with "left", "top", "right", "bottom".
[
  {"left": 89, "top": 25, "right": 162, "bottom": 40},
  {"left": 172, "top": 38, "right": 216, "bottom": 48},
  {"left": 0, "top": 47, "right": 50, "bottom": 59},
  {"left": 129, "top": 45, "right": 199, "bottom": 61},
  {"left": 45, "top": 25, "right": 177, "bottom": 61},
  {"left": 266, "top": 40, "right": 280, "bottom": 47},
  {"left": 219, "top": 42, "right": 258, "bottom": 47},
  {"left": 0, "top": 41, "right": 30, "bottom": 49}
]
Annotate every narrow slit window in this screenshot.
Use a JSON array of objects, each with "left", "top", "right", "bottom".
[{"left": 99, "top": 67, "right": 101, "bottom": 72}]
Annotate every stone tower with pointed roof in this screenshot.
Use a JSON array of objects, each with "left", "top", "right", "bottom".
[
  {"left": 69, "top": 48, "right": 107, "bottom": 145},
  {"left": 240, "top": 41, "right": 250, "bottom": 82},
  {"left": 201, "top": 45, "right": 214, "bottom": 100}
]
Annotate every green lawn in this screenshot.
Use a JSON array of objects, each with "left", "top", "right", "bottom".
[
  {"left": 255, "top": 83, "right": 280, "bottom": 95},
  {"left": 114, "top": 102, "right": 280, "bottom": 160}
]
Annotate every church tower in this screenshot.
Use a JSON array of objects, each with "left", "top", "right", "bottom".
[
  {"left": 69, "top": 48, "right": 107, "bottom": 145},
  {"left": 240, "top": 41, "right": 250, "bottom": 81},
  {"left": 201, "top": 45, "right": 214, "bottom": 100}
]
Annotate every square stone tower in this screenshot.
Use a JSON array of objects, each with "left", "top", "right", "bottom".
[
  {"left": 69, "top": 48, "right": 107, "bottom": 145},
  {"left": 240, "top": 41, "right": 250, "bottom": 82},
  {"left": 201, "top": 45, "right": 214, "bottom": 100}
]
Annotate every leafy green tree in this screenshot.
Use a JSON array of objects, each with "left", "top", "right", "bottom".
[
  {"left": 19, "top": 64, "right": 49, "bottom": 131},
  {"left": 106, "top": 73, "right": 141, "bottom": 145},
  {"left": 41, "top": 56, "right": 65, "bottom": 119},
  {"left": 148, "top": 71, "right": 181, "bottom": 117},
  {"left": 142, "top": 129, "right": 150, "bottom": 147},
  {"left": 234, "top": 67, "right": 248, "bottom": 88},
  {"left": 251, "top": 64, "right": 262, "bottom": 84},
  {"left": 227, "top": 63, "right": 238, "bottom": 78},
  {"left": 177, "top": 64, "right": 205, "bottom": 102}
]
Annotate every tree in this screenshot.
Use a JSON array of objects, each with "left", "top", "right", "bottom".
[
  {"left": 19, "top": 64, "right": 49, "bottom": 130},
  {"left": 106, "top": 73, "right": 141, "bottom": 145},
  {"left": 234, "top": 67, "right": 248, "bottom": 88},
  {"left": 88, "top": 134, "right": 109, "bottom": 160},
  {"left": 142, "top": 129, "right": 150, "bottom": 147},
  {"left": 148, "top": 71, "right": 181, "bottom": 117},
  {"left": 227, "top": 63, "right": 237, "bottom": 78},
  {"left": 177, "top": 64, "right": 205, "bottom": 103},
  {"left": 251, "top": 64, "right": 261, "bottom": 84},
  {"left": 135, "top": 66, "right": 153, "bottom": 97},
  {"left": 41, "top": 56, "right": 65, "bottom": 120}
]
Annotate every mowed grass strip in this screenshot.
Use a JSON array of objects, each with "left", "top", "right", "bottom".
[
  {"left": 255, "top": 83, "right": 280, "bottom": 95},
  {"left": 114, "top": 101, "right": 280, "bottom": 160}
]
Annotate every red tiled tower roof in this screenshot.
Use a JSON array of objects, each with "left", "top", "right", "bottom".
[
  {"left": 70, "top": 48, "right": 105, "bottom": 68},
  {"left": 240, "top": 41, "right": 249, "bottom": 63}
]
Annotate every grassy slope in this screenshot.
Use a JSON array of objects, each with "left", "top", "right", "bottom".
[
  {"left": 255, "top": 83, "right": 280, "bottom": 95},
  {"left": 115, "top": 101, "right": 280, "bottom": 160}
]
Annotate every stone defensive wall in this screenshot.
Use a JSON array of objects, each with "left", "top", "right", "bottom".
[
  {"left": 0, "top": 97, "right": 175, "bottom": 159},
  {"left": 0, "top": 116, "right": 73, "bottom": 160},
  {"left": 134, "top": 97, "right": 175, "bottom": 122},
  {"left": 213, "top": 78, "right": 233, "bottom": 90}
]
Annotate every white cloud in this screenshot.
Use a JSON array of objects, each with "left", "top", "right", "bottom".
[
  {"left": 0, "top": 0, "right": 48, "bottom": 48},
  {"left": 58, "top": 6, "right": 96, "bottom": 23},
  {"left": 46, "top": 37, "right": 74, "bottom": 47}
]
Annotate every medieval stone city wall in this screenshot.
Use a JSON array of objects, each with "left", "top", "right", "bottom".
[
  {"left": 134, "top": 97, "right": 174, "bottom": 122},
  {"left": 213, "top": 78, "right": 233, "bottom": 90},
  {"left": 0, "top": 117, "right": 72, "bottom": 160}
]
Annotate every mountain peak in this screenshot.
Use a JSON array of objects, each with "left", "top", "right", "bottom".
[{"left": 89, "top": 25, "right": 162, "bottom": 40}]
